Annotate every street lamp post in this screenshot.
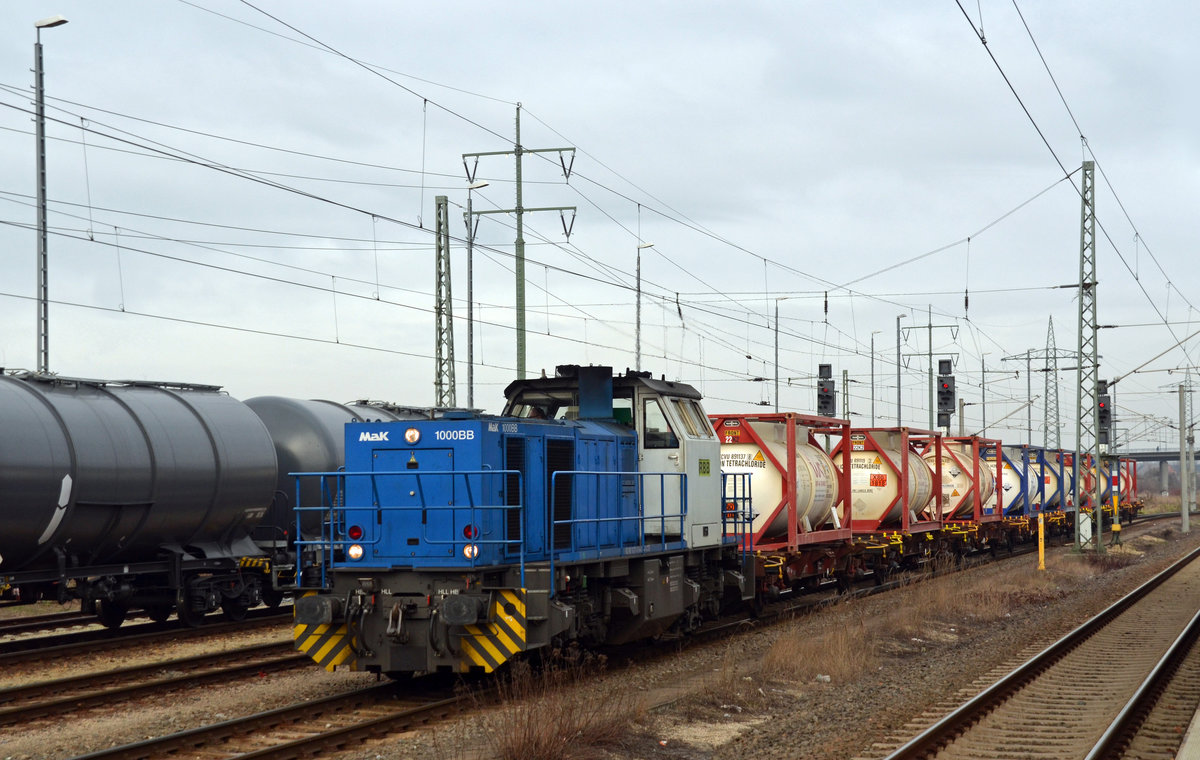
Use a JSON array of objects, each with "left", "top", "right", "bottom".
[
  {"left": 636, "top": 243, "right": 653, "bottom": 371},
  {"left": 34, "top": 14, "right": 68, "bottom": 374},
  {"left": 896, "top": 314, "right": 907, "bottom": 425},
  {"left": 463, "top": 180, "right": 488, "bottom": 409}
]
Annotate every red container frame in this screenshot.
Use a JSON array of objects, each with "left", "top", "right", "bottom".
[
  {"left": 709, "top": 412, "right": 853, "bottom": 552},
  {"left": 913, "top": 435, "right": 1005, "bottom": 525},
  {"left": 828, "top": 427, "right": 943, "bottom": 536}
]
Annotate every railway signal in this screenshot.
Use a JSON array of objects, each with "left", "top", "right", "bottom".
[
  {"left": 1097, "top": 379, "right": 1112, "bottom": 444},
  {"left": 817, "top": 363, "right": 837, "bottom": 417},
  {"left": 937, "top": 359, "right": 955, "bottom": 428}
]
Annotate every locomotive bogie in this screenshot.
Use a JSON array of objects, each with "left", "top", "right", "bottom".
[{"left": 294, "top": 545, "right": 751, "bottom": 675}]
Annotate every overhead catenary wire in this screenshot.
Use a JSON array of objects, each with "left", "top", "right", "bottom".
[
  {"left": 0, "top": 19, "right": 1076, "bottom": 383},
  {"left": 957, "top": 1, "right": 1197, "bottom": 376},
  {"left": 0, "top": 3, "right": 1182, "bottom": 425}
]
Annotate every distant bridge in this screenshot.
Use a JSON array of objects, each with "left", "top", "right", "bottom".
[{"left": 1115, "top": 449, "right": 1197, "bottom": 463}]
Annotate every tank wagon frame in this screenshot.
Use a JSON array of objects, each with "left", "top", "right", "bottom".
[
  {"left": 709, "top": 412, "right": 855, "bottom": 596},
  {"left": 914, "top": 435, "right": 1008, "bottom": 553}
]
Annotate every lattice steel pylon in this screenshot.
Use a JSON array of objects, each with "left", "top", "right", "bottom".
[
  {"left": 1073, "top": 161, "right": 1101, "bottom": 552},
  {"left": 1045, "top": 317, "right": 1060, "bottom": 448},
  {"left": 434, "top": 195, "right": 456, "bottom": 407}
]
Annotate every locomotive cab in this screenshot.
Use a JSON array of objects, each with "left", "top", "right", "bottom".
[{"left": 502, "top": 365, "right": 723, "bottom": 549}]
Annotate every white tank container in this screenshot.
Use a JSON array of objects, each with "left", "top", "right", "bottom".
[
  {"left": 719, "top": 420, "right": 839, "bottom": 537},
  {"left": 831, "top": 432, "right": 935, "bottom": 525},
  {"left": 985, "top": 449, "right": 1037, "bottom": 514},
  {"left": 922, "top": 443, "right": 996, "bottom": 519}
]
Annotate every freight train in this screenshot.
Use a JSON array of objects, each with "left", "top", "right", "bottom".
[
  {"left": 0, "top": 370, "right": 434, "bottom": 626},
  {"left": 289, "top": 364, "right": 1139, "bottom": 678},
  {"left": 0, "top": 365, "right": 1138, "bottom": 654}
]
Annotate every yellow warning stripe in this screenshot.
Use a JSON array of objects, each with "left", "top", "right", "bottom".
[
  {"left": 461, "top": 636, "right": 501, "bottom": 671},
  {"left": 458, "top": 589, "right": 528, "bottom": 672},
  {"left": 294, "top": 618, "right": 357, "bottom": 672}
]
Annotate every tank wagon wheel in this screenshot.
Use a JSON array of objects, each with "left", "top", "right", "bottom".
[
  {"left": 145, "top": 604, "right": 173, "bottom": 623},
  {"left": 261, "top": 587, "right": 285, "bottom": 609},
  {"left": 95, "top": 600, "right": 128, "bottom": 630},
  {"left": 175, "top": 589, "right": 205, "bottom": 628},
  {"left": 222, "top": 597, "right": 250, "bottom": 622}
]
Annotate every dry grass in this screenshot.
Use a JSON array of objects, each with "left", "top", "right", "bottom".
[
  {"left": 432, "top": 538, "right": 1156, "bottom": 757},
  {"left": 755, "top": 547, "right": 1138, "bottom": 690},
  {"left": 761, "top": 613, "right": 876, "bottom": 683},
  {"left": 449, "top": 652, "right": 645, "bottom": 760},
  {"left": 0, "top": 599, "right": 64, "bottom": 620}
]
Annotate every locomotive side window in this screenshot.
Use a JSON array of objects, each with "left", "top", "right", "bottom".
[
  {"left": 670, "top": 398, "right": 700, "bottom": 437},
  {"left": 642, "top": 398, "right": 679, "bottom": 449},
  {"left": 684, "top": 400, "right": 715, "bottom": 438},
  {"left": 613, "top": 397, "right": 634, "bottom": 426}
]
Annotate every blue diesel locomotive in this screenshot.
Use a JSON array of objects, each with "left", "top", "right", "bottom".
[{"left": 292, "top": 365, "right": 754, "bottom": 676}]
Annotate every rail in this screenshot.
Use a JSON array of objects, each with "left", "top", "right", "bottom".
[{"left": 882, "top": 543, "right": 1200, "bottom": 760}]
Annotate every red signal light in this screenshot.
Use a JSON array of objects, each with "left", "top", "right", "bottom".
[{"left": 347, "top": 524, "right": 364, "bottom": 540}]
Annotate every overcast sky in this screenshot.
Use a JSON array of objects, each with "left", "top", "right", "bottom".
[{"left": 1, "top": 1, "right": 1196, "bottom": 452}]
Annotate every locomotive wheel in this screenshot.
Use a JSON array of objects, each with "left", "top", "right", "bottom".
[
  {"left": 95, "top": 600, "right": 128, "bottom": 629},
  {"left": 222, "top": 597, "right": 249, "bottom": 622},
  {"left": 145, "top": 603, "right": 173, "bottom": 623}
]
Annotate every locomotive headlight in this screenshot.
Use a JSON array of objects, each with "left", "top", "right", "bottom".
[
  {"left": 347, "top": 544, "right": 365, "bottom": 561},
  {"left": 463, "top": 544, "right": 480, "bottom": 560}
]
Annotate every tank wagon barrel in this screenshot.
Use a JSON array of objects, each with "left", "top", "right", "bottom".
[
  {"left": 0, "top": 369, "right": 451, "bottom": 625},
  {"left": 709, "top": 412, "right": 852, "bottom": 551},
  {"left": 0, "top": 371, "right": 278, "bottom": 624},
  {"left": 829, "top": 428, "right": 941, "bottom": 535},
  {"left": 0, "top": 372, "right": 278, "bottom": 574},
  {"left": 917, "top": 435, "right": 1002, "bottom": 524}
]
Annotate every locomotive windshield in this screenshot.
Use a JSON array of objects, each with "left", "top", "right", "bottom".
[{"left": 506, "top": 388, "right": 635, "bottom": 423}]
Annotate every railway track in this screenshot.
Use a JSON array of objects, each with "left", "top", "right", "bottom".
[
  {"left": 878, "top": 543, "right": 1200, "bottom": 760},
  {"left": 21, "top": 518, "right": 1180, "bottom": 760},
  {"left": 0, "top": 608, "right": 291, "bottom": 665},
  {"left": 0, "top": 640, "right": 305, "bottom": 727},
  {"left": 68, "top": 680, "right": 464, "bottom": 760},
  {"left": 1087, "top": 605, "right": 1200, "bottom": 759},
  {"left": 0, "top": 609, "right": 122, "bottom": 636}
]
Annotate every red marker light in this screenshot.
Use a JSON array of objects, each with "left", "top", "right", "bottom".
[{"left": 347, "top": 525, "right": 364, "bottom": 540}]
